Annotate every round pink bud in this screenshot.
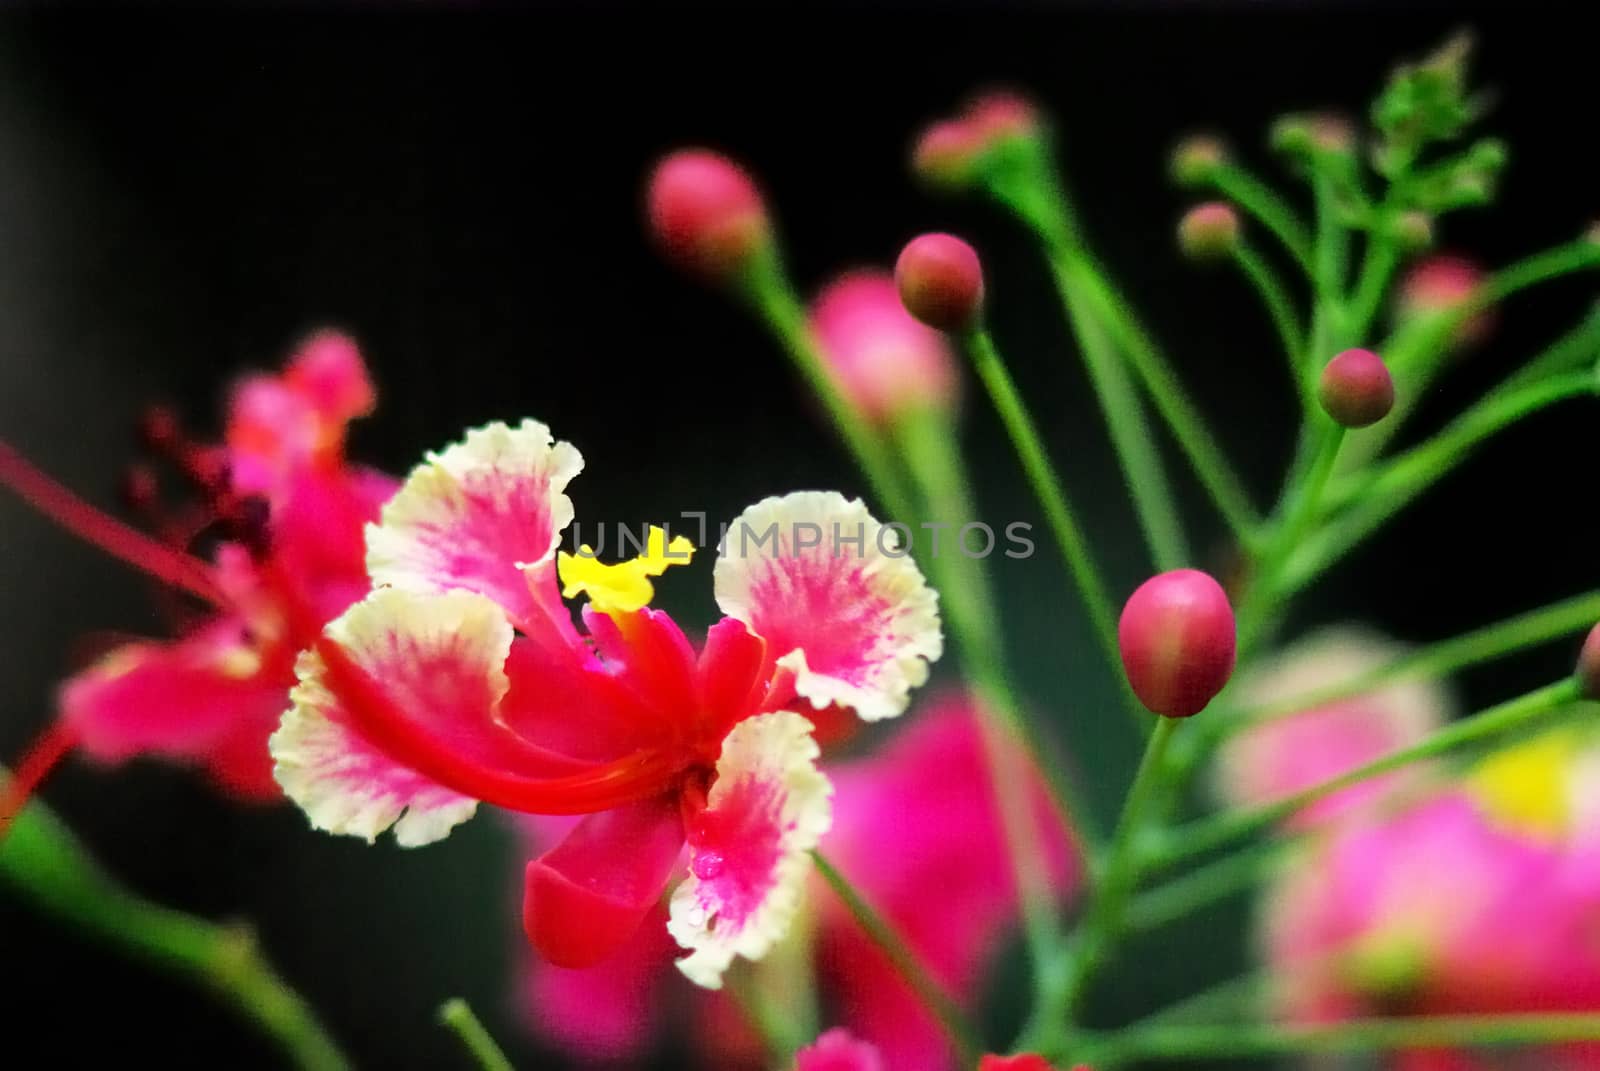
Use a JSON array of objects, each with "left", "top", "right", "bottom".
[
  {"left": 1398, "top": 255, "right": 1492, "bottom": 347},
  {"left": 1579, "top": 624, "right": 1600, "bottom": 701},
  {"left": 912, "top": 119, "right": 982, "bottom": 188},
  {"left": 646, "top": 149, "right": 770, "bottom": 280},
  {"left": 1171, "top": 135, "right": 1228, "bottom": 187},
  {"left": 1118, "top": 569, "right": 1237, "bottom": 719},
  {"left": 895, "top": 233, "right": 985, "bottom": 331},
  {"left": 810, "top": 271, "right": 960, "bottom": 425},
  {"left": 965, "top": 89, "right": 1043, "bottom": 144},
  {"left": 1178, "top": 203, "right": 1240, "bottom": 260},
  {"left": 1318, "top": 348, "right": 1395, "bottom": 429}
]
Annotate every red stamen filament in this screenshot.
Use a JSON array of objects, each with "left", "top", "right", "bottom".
[
  {"left": 1, "top": 440, "right": 222, "bottom": 605},
  {"left": 316, "top": 638, "right": 682, "bottom": 815},
  {"left": 0, "top": 720, "right": 80, "bottom": 839}
]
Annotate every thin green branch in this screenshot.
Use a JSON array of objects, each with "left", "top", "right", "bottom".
[
  {"left": 963, "top": 328, "right": 1129, "bottom": 730},
  {"left": 1092, "top": 1012, "right": 1600, "bottom": 1065},
  {"left": 1233, "top": 241, "right": 1307, "bottom": 390},
  {"left": 1124, "top": 842, "right": 1283, "bottom": 934},
  {"left": 1243, "top": 589, "right": 1600, "bottom": 726},
  {"left": 811, "top": 850, "right": 985, "bottom": 1067},
  {"left": 1143, "top": 678, "right": 1587, "bottom": 872},
  {"left": 1048, "top": 257, "right": 1191, "bottom": 570},
  {"left": 1025, "top": 718, "right": 1178, "bottom": 1051},
  {"left": 739, "top": 256, "right": 921, "bottom": 528},
  {"left": 437, "top": 999, "right": 515, "bottom": 1071},
  {"left": 1289, "top": 372, "right": 1596, "bottom": 589},
  {"left": 1212, "top": 164, "right": 1315, "bottom": 272},
  {"left": 1066, "top": 261, "right": 1263, "bottom": 550},
  {"left": 0, "top": 796, "right": 349, "bottom": 1071}
]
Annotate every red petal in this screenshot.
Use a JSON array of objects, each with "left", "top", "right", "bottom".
[{"left": 523, "top": 793, "right": 685, "bottom": 968}]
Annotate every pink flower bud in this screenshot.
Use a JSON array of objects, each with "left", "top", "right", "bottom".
[
  {"left": 1579, "top": 624, "right": 1600, "bottom": 701},
  {"left": 1118, "top": 569, "right": 1237, "bottom": 719},
  {"left": 1177, "top": 203, "right": 1240, "bottom": 260},
  {"left": 978, "top": 1056, "right": 1061, "bottom": 1071},
  {"left": 1318, "top": 348, "right": 1395, "bottom": 428},
  {"left": 794, "top": 1029, "right": 884, "bottom": 1071},
  {"left": 646, "top": 149, "right": 771, "bottom": 280},
  {"left": 1398, "top": 255, "right": 1492, "bottom": 347},
  {"left": 895, "top": 233, "right": 985, "bottom": 332},
  {"left": 965, "top": 89, "right": 1042, "bottom": 144},
  {"left": 1171, "top": 135, "right": 1228, "bottom": 187},
  {"left": 911, "top": 119, "right": 983, "bottom": 188},
  {"left": 810, "top": 271, "right": 961, "bottom": 425}
]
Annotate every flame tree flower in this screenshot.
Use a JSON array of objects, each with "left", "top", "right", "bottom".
[
  {"left": 514, "top": 694, "right": 1079, "bottom": 1070},
  {"left": 267, "top": 419, "right": 942, "bottom": 985},
  {"left": 1, "top": 331, "right": 394, "bottom": 807},
  {"left": 1261, "top": 732, "right": 1600, "bottom": 1068}
]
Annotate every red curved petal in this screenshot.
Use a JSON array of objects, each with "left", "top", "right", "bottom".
[{"left": 523, "top": 792, "right": 686, "bottom": 967}]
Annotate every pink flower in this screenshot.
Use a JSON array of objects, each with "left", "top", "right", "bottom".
[
  {"left": 1261, "top": 785, "right": 1600, "bottom": 1066},
  {"left": 810, "top": 271, "right": 961, "bottom": 426},
  {"left": 268, "top": 420, "right": 943, "bottom": 983},
  {"left": 513, "top": 695, "right": 1078, "bottom": 1070},
  {"left": 1214, "top": 629, "right": 1451, "bottom": 830},
  {"left": 794, "top": 1029, "right": 885, "bottom": 1071},
  {"left": 790, "top": 1031, "right": 1067, "bottom": 1071},
  {"left": 1, "top": 332, "right": 392, "bottom": 808}
]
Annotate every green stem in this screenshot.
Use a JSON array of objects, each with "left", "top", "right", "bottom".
[
  {"left": 963, "top": 327, "right": 1127, "bottom": 722},
  {"left": 1092, "top": 1012, "right": 1600, "bottom": 1064},
  {"left": 1241, "top": 589, "right": 1600, "bottom": 727},
  {"left": 1067, "top": 260, "right": 1263, "bottom": 550},
  {"left": 437, "top": 999, "right": 515, "bottom": 1071},
  {"left": 811, "top": 850, "right": 985, "bottom": 1066},
  {"left": 1124, "top": 842, "right": 1282, "bottom": 934},
  {"left": 1237, "top": 421, "right": 1345, "bottom": 652},
  {"left": 1212, "top": 164, "right": 1315, "bottom": 273},
  {"left": 1233, "top": 241, "right": 1306, "bottom": 390},
  {"left": 893, "top": 405, "right": 1096, "bottom": 992},
  {"left": 739, "top": 256, "right": 920, "bottom": 527},
  {"left": 1289, "top": 373, "right": 1596, "bottom": 589},
  {"left": 1047, "top": 257, "right": 1191, "bottom": 570},
  {"left": 1143, "top": 678, "right": 1586, "bottom": 872},
  {"left": 0, "top": 797, "right": 349, "bottom": 1071},
  {"left": 1347, "top": 230, "right": 1401, "bottom": 343},
  {"left": 1036, "top": 718, "right": 1177, "bottom": 1046}
]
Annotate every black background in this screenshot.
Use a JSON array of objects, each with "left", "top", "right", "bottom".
[{"left": 1, "top": 5, "right": 1595, "bottom": 1068}]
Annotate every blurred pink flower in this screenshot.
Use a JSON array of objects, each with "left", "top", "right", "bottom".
[
  {"left": 810, "top": 271, "right": 961, "bottom": 426},
  {"left": 1213, "top": 629, "right": 1451, "bottom": 830},
  {"left": 1261, "top": 784, "right": 1600, "bottom": 1067},
  {"left": 514, "top": 693, "right": 1081, "bottom": 1070},
  {"left": 2, "top": 331, "right": 393, "bottom": 805}
]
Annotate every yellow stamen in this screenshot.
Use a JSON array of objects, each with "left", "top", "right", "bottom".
[
  {"left": 1467, "top": 729, "right": 1579, "bottom": 840},
  {"left": 557, "top": 525, "right": 695, "bottom": 615}
]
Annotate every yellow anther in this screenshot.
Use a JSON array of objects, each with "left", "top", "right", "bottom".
[{"left": 557, "top": 526, "right": 694, "bottom": 615}]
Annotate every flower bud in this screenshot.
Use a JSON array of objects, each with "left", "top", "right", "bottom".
[
  {"left": 810, "top": 271, "right": 960, "bottom": 425},
  {"left": 965, "top": 89, "right": 1043, "bottom": 145},
  {"left": 1177, "top": 203, "right": 1240, "bottom": 260},
  {"left": 911, "top": 120, "right": 982, "bottom": 189},
  {"left": 1118, "top": 569, "right": 1237, "bottom": 718},
  {"left": 1392, "top": 210, "right": 1435, "bottom": 252},
  {"left": 895, "top": 233, "right": 985, "bottom": 331},
  {"left": 646, "top": 149, "right": 770, "bottom": 280},
  {"left": 1579, "top": 623, "right": 1600, "bottom": 702},
  {"left": 137, "top": 403, "right": 183, "bottom": 456},
  {"left": 1398, "top": 255, "right": 1491, "bottom": 347},
  {"left": 1318, "top": 348, "right": 1395, "bottom": 428},
  {"left": 1171, "top": 135, "right": 1227, "bottom": 187}
]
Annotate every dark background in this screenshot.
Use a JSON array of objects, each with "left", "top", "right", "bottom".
[{"left": 1, "top": 5, "right": 1594, "bottom": 1068}]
